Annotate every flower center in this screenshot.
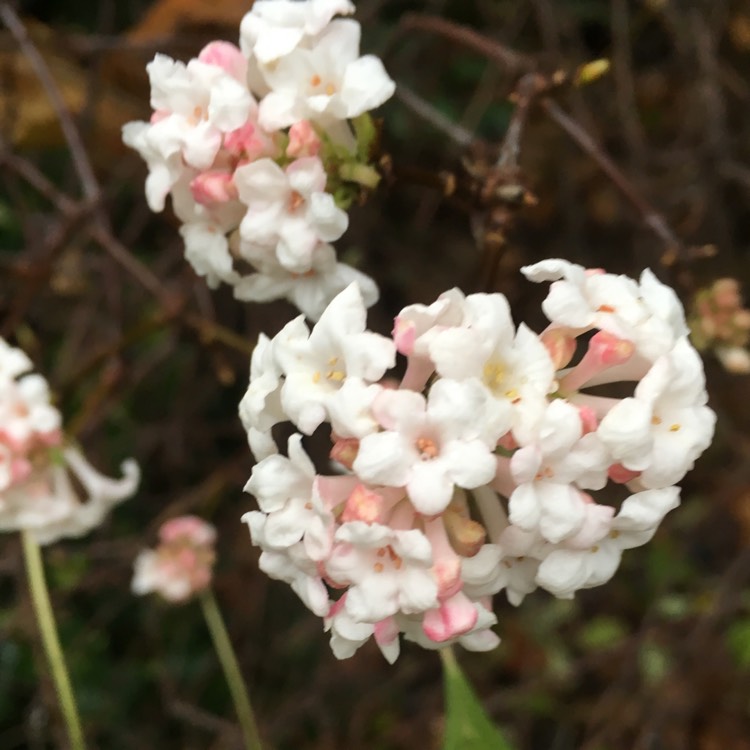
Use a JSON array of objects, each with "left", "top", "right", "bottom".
[
  {"left": 373, "top": 546, "right": 402, "bottom": 572},
  {"left": 483, "top": 361, "right": 506, "bottom": 388},
  {"left": 416, "top": 437, "right": 438, "bottom": 459},
  {"left": 288, "top": 190, "right": 305, "bottom": 212},
  {"left": 309, "top": 74, "right": 336, "bottom": 96}
]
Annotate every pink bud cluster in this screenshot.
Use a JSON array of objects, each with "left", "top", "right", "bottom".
[
  {"left": 690, "top": 277, "right": 750, "bottom": 373},
  {"left": 0, "top": 339, "right": 139, "bottom": 544},
  {"left": 239, "top": 260, "right": 715, "bottom": 662},
  {"left": 132, "top": 516, "right": 217, "bottom": 603},
  {"left": 123, "top": 0, "right": 394, "bottom": 321}
]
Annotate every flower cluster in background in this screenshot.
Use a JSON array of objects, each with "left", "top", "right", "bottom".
[
  {"left": 132, "top": 515, "right": 217, "bottom": 602},
  {"left": 238, "top": 260, "right": 715, "bottom": 662},
  {"left": 0, "top": 339, "right": 139, "bottom": 545},
  {"left": 690, "top": 277, "right": 750, "bottom": 374},
  {"left": 123, "top": 0, "right": 394, "bottom": 320}
]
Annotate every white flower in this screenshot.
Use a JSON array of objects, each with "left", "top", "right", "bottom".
[
  {"left": 325, "top": 597, "right": 400, "bottom": 663},
  {"left": 132, "top": 516, "right": 216, "bottom": 603},
  {"left": 251, "top": 530, "right": 331, "bottom": 616},
  {"left": 0, "top": 373, "right": 60, "bottom": 452},
  {"left": 243, "top": 434, "right": 337, "bottom": 558},
  {"left": 535, "top": 487, "right": 680, "bottom": 598},
  {"left": 233, "top": 241, "right": 378, "bottom": 321},
  {"left": 522, "top": 260, "right": 687, "bottom": 363},
  {"left": 399, "top": 599, "right": 500, "bottom": 651},
  {"left": 240, "top": 0, "right": 355, "bottom": 65},
  {"left": 597, "top": 338, "right": 716, "bottom": 488},
  {"left": 0, "top": 339, "right": 33, "bottom": 381},
  {"left": 325, "top": 521, "right": 439, "bottom": 622},
  {"left": 235, "top": 157, "right": 348, "bottom": 272},
  {"left": 353, "top": 380, "right": 504, "bottom": 516},
  {"left": 180, "top": 221, "right": 240, "bottom": 288},
  {"left": 421, "top": 293, "right": 555, "bottom": 444},
  {"left": 273, "top": 283, "right": 395, "bottom": 435},
  {"left": 123, "top": 51, "right": 257, "bottom": 212},
  {"left": 258, "top": 20, "right": 395, "bottom": 130},
  {"left": 508, "top": 400, "right": 609, "bottom": 543},
  {"left": 0, "top": 449, "right": 140, "bottom": 545},
  {"left": 239, "top": 333, "right": 284, "bottom": 442}
]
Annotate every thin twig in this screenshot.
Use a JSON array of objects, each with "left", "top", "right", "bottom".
[
  {"left": 396, "top": 13, "right": 535, "bottom": 74},
  {"left": 394, "top": 85, "right": 474, "bottom": 147},
  {"left": 0, "top": 4, "right": 100, "bottom": 202},
  {"left": 539, "top": 97, "right": 684, "bottom": 263}
]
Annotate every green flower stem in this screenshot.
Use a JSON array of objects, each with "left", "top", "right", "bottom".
[
  {"left": 200, "top": 588, "right": 263, "bottom": 750},
  {"left": 21, "top": 530, "right": 86, "bottom": 750}
]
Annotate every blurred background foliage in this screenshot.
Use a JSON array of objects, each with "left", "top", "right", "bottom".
[{"left": 2, "top": 0, "right": 750, "bottom": 748}]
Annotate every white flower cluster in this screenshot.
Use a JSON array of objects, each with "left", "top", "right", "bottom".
[
  {"left": 239, "top": 260, "right": 715, "bottom": 662},
  {"left": 0, "top": 339, "right": 139, "bottom": 545},
  {"left": 123, "top": 0, "right": 394, "bottom": 320}
]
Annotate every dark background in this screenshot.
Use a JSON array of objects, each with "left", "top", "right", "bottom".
[{"left": 1, "top": 1, "right": 750, "bottom": 748}]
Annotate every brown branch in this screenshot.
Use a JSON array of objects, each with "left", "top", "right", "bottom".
[
  {"left": 395, "top": 13, "right": 535, "bottom": 74},
  {"left": 539, "top": 97, "right": 685, "bottom": 263},
  {"left": 0, "top": 4, "right": 100, "bottom": 203}
]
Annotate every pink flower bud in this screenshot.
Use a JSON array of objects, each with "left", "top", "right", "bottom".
[
  {"left": 341, "top": 484, "right": 386, "bottom": 523},
  {"left": 577, "top": 405, "right": 598, "bottom": 434},
  {"left": 589, "top": 330, "right": 635, "bottom": 366},
  {"left": 540, "top": 328, "right": 577, "bottom": 369},
  {"left": 392, "top": 316, "right": 416, "bottom": 355},
  {"left": 286, "top": 121, "right": 321, "bottom": 158},
  {"left": 422, "top": 592, "right": 478, "bottom": 642},
  {"left": 198, "top": 41, "right": 247, "bottom": 81},
  {"left": 607, "top": 463, "right": 641, "bottom": 484},
  {"left": 133, "top": 516, "right": 217, "bottom": 603},
  {"left": 330, "top": 435, "right": 359, "bottom": 469},
  {"left": 190, "top": 171, "right": 238, "bottom": 205},
  {"left": 224, "top": 123, "right": 266, "bottom": 160}
]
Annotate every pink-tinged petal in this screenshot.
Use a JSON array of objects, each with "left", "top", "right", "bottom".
[
  {"left": 198, "top": 41, "right": 247, "bottom": 81},
  {"left": 374, "top": 617, "right": 400, "bottom": 664},
  {"left": 422, "top": 592, "right": 478, "bottom": 642}
]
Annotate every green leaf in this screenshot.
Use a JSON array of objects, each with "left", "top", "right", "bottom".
[
  {"left": 726, "top": 619, "right": 750, "bottom": 669},
  {"left": 440, "top": 648, "right": 515, "bottom": 750}
]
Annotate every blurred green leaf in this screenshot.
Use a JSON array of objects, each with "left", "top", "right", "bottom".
[
  {"left": 578, "top": 616, "right": 627, "bottom": 651},
  {"left": 726, "top": 619, "right": 750, "bottom": 669},
  {"left": 639, "top": 641, "right": 671, "bottom": 685},
  {"left": 441, "top": 648, "right": 514, "bottom": 750}
]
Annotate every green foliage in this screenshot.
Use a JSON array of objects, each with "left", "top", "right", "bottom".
[
  {"left": 441, "top": 648, "right": 514, "bottom": 750},
  {"left": 577, "top": 615, "right": 627, "bottom": 652},
  {"left": 726, "top": 618, "right": 750, "bottom": 670}
]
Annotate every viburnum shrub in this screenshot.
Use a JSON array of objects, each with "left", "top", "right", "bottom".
[
  {"left": 239, "top": 263, "right": 715, "bottom": 661},
  {"left": 2, "top": 0, "right": 721, "bottom": 748},
  {"left": 124, "top": 0, "right": 391, "bottom": 320}
]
